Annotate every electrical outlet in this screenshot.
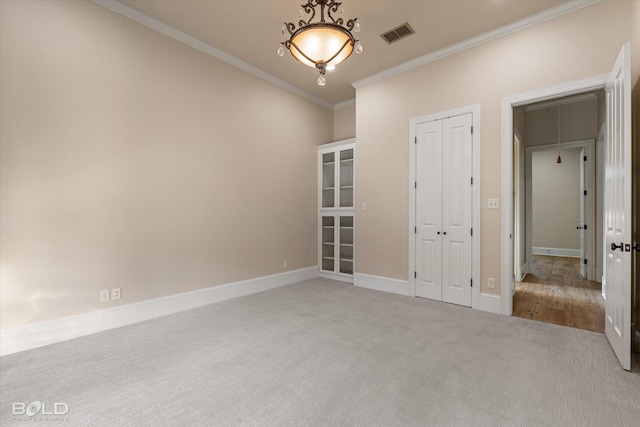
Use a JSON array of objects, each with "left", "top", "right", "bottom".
[
  {"left": 488, "top": 199, "right": 500, "bottom": 209},
  {"left": 283, "top": 260, "right": 288, "bottom": 268},
  {"left": 488, "top": 278, "right": 495, "bottom": 289},
  {"left": 362, "top": 202, "right": 367, "bottom": 211},
  {"left": 111, "top": 288, "right": 121, "bottom": 300},
  {"left": 100, "top": 289, "right": 110, "bottom": 302}
]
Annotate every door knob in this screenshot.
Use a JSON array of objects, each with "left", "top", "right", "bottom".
[
  {"left": 443, "top": 231, "right": 447, "bottom": 235},
  {"left": 576, "top": 226, "right": 582, "bottom": 230},
  {"left": 633, "top": 244, "right": 640, "bottom": 252},
  {"left": 611, "top": 242, "right": 623, "bottom": 251},
  {"left": 437, "top": 231, "right": 440, "bottom": 235}
]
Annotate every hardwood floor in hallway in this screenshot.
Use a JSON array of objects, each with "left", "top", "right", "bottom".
[{"left": 513, "top": 255, "right": 604, "bottom": 333}]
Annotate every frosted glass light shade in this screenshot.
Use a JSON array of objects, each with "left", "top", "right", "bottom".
[{"left": 289, "top": 24, "right": 354, "bottom": 68}]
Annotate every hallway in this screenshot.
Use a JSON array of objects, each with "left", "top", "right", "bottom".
[{"left": 513, "top": 255, "right": 605, "bottom": 333}]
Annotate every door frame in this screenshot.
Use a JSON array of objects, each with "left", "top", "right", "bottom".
[
  {"left": 409, "top": 104, "right": 485, "bottom": 311},
  {"left": 501, "top": 74, "right": 608, "bottom": 316},
  {"left": 524, "top": 139, "right": 596, "bottom": 280},
  {"left": 514, "top": 129, "right": 526, "bottom": 283}
]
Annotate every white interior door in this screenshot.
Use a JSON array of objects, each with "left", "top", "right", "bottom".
[
  {"left": 441, "top": 114, "right": 473, "bottom": 307},
  {"left": 415, "top": 114, "right": 472, "bottom": 307},
  {"left": 579, "top": 147, "right": 587, "bottom": 278},
  {"left": 416, "top": 120, "right": 443, "bottom": 301},
  {"left": 604, "top": 43, "right": 631, "bottom": 371}
]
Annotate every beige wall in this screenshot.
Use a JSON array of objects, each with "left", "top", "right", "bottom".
[
  {"left": 0, "top": 0, "right": 333, "bottom": 329},
  {"left": 333, "top": 103, "right": 356, "bottom": 141},
  {"left": 355, "top": 1, "right": 633, "bottom": 295},
  {"left": 531, "top": 148, "right": 582, "bottom": 250}
]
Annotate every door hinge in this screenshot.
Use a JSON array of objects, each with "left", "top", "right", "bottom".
[
  {"left": 470, "top": 278, "right": 473, "bottom": 287},
  {"left": 471, "top": 126, "right": 474, "bottom": 135},
  {"left": 415, "top": 181, "right": 417, "bottom": 189},
  {"left": 584, "top": 155, "right": 587, "bottom": 161},
  {"left": 584, "top": 224, "right": 587, "bottom": 230},
  {"left": 470, "top": 228, "right": 473, "bottom": 236},
  {"left": 414, "top": 271, "right": 417, "bottom": 279},
  {"left": 470, "top": 177, "right": 473, "bottom": 185},
  {"left": 415, "top": 137, "right": 417, "bottom": 144},
  {"left": 415, "top": 226, "right": 417, "bottom": 234},
  {"left": 583, "top": 190, "right": 587, "bottom": 196}
]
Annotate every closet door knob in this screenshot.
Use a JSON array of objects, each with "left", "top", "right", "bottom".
[
  {"left": 437, "top": 231, "right": 441, "bottom": 235},
  {"left": 443, "top": 231, "right": 447, "bottom": 235},
  {"left": 611, "top": 242, "right": 623, "bottom": 252}
]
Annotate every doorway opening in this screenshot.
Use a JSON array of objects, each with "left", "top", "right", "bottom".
[
  {"left": 502, "top": 43, "right": 633, "bottom": 370},
  {"left": 510, "top": 91, "right": 606, "bottom": 333}
]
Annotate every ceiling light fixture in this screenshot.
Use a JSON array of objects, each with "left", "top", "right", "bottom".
[{"left": 277, "top": 0, "right": 362, "bottom": 86}]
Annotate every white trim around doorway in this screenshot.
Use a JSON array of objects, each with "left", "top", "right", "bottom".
[{"left": 500, "top": 74, "right": 608, "bottom": 316}]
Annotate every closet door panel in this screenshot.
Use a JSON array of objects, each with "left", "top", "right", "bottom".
[
  {"left": 442, "top": 114, "right": 473, "bottom": 307},
  {"left": 446, "top": 241, "right": 465, "bottom": 290},
  {"left": 415, "top": 121, "right": 443, "bottom": 300}
]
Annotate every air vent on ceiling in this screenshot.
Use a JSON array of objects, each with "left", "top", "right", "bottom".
[{"left": 381, "top": 23, "right": 415, "bottom": 44}]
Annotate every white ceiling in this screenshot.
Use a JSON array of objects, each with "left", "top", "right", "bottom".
[{"left": 117, "top": 0, "right": 569, "bottom": 107}]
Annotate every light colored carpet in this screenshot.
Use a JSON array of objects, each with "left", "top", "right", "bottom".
[{"left": 1, "top": 278, "right": 639, "bottom": 426}]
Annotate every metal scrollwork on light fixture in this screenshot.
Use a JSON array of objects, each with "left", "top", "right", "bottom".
[{"left": 278, "top": 0, "right": 362, "bottom": 86}]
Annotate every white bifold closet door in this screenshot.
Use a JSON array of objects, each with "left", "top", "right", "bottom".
[{"left": 415, "top": 113, "right": 473, "bottom": 307}]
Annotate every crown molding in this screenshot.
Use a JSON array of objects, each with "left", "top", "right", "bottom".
[
  {"left": 92, "top": 0, "right": 334, "bottom": 110},
  {"left": 352, "top": 0, "right": 600, "bottom": 89},
  {"left": 334, "top": 98, "right": 356, "bottom": 111},
  {"left": 92, "top": 0, "right": 599, "bottom": 109}
]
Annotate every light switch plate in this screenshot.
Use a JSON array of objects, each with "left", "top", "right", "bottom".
[
  {"left": 488, "top": 199, "right": 500, "bottom": 209},
  {"left": 100, "top": 289, "right": 110, "bottom": 302}
]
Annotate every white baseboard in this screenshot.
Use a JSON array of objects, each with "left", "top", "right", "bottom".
[
  {"left": 354, "top": 273, "right": 503, "bottom": 315},
  {"left": 319, "top": 271, "right": 353, "bottom": 283},
  {"left": 475, "top": 292, "right": 502, "bottom": 315},
  {"left": 532, "top": 247, "right": 580, "bottom": 258},
  {"left": 354, "top": 273, "right": 409, "bottom": 296},
  {"left": 0, "top": 266, "right": 318, "bottom": 357}
]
